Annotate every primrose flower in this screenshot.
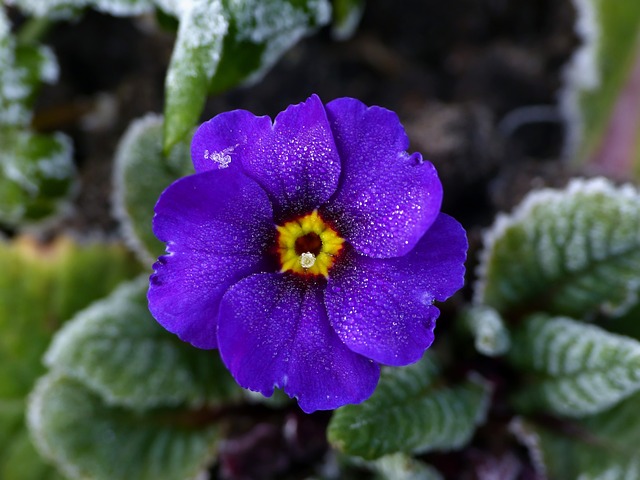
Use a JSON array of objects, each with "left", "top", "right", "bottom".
[{"left": 148, "top": 95, "right": 467, "bottom": 413}]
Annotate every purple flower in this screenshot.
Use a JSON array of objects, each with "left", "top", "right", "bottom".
[{"left": 148, "top": 95, "right": 467, "bottom": 413}]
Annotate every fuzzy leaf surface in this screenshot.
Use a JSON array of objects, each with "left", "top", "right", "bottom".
[
  {"left": 0, "top": 236, "right": 140, "bottom": 479},
  {"left": 113, "top": 114, "right": 192, "bottom": 264},
  {"left": 327, "top": 356, "right": 491, "bottom": 460},
  {"left": 28, "top": 373, "right": 220, "bottom": 480},
  {"left": 0, "top": 129, "right": 75, "bottom": 226},
  {"left": 46, "top": 277, "right": 241, "bottom": 409},
  {"left": 510, "top": 314, "right": 640, "bottom": 417},
  {"left": 462, "top": 305, "right": 511, "bottom": 357},
  {"left": 477, "top": 178, "right": 640, "bottom": 318},
  {"left": 514, "top": 391, "right": 640, "bottom": 479},
  {"left": 163, "top": 0, "right": 331, "bottom": 151}
]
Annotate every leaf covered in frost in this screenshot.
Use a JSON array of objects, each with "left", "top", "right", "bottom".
[
  {"left": 476, "top": 177, "right": 640, "bottom": 318},
  {"left": 46, "top": 277, "right": 241, "bottom": 409},
  {"left": 560, "top": 0, "right": 640, "bottom": 164},
  {"left": 509, "top": 314, "right": 640, "bottom": 417},
  {"left": 28, "top": 373, "right": 220, "bottom": 480},
  {"left": 113, "top": 114, "right": 192, "bottom": 264},
  {"left": 0, "top": 236, "right": 139, "bottom": 478},
  {"left": 0, "top": 129, "right": 75, "bottom": 226},
  {"left": 512, "top": 391, "right": 640, "bottom": 480},
  {"left": 462, "top": 305, "right": 511, "bottom": 357},
  {"left": 163, "top": 0, "right": 331, "bottom": 151},
  {"left": 8, "top": 0, "right": 154, "bottom": 19},
  {"left": 327, "top": 355, "right": 492, "bottom": 460},
  {"left": 0, "top": 7, "right": 58, "bottom": 126}
]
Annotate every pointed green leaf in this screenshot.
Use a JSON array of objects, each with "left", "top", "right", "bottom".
[
  {"left": 163, "top": 0, "right": 228, "bottom": 152},
  {"left": 46, "top": 277, "right": 241, "bottom": 409},
  {"left": 510, "top": 314, "right": 640, "bottom": 417},
  {"left": 113, "top": 114, "right": 192, "bottom": 264},
  {"left": 28, "top": 373, "right": 220, "bottom": 480},
  {"left": 163, "top": 0, "right": 331, "bottom": 151},
  {"left": 327, "top": 356, "right": 492, "bottom": 460},
  {"left": 462, "top": 305, "right": 511, "bottom": 357},
  {"left": 476, "top": 177, "right": 640, "bottom": 318}
]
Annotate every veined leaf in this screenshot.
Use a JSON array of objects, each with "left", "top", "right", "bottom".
[
  {"left": 476, "top": 177, "right": 640, "bottom": 318},
  {"left": 46, "top": 277, "right": 241, "bottom": 410},
  {"left": 327, "top": 355, "right": 492, "bottom": 460},
  {"left": 113, "top": 114, "right": 192, "bottom": 264},
  {"left": 510, "top": 314, "right": 640, "bottom": 417},
  {"left": 0, "top": 236, "right": 140, "bottom": 478},
  {"left": 462, "top": 305, "right": 511, "bottom": 357},
  {"left": 512, "top": 391, "right": 640, "bottom": 479},
  {"left": 28, "top": 373, "right": 220, "bottom": 480}
]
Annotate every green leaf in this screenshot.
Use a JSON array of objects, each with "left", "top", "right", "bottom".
[
  {"left": 476, "top": 177, "right": 640, "bottom": 318},
  {"left": 46, "top": 276, "right": 241, "bottom": 409},
  {"left": 0, "top": 236, "right": 141, "bottom": 398},
  {"left": 509, "top": 314, "right": 640, "bottom": 417},
  {"left": 561, "top": 0, "right": 640, "bottom": 167},
  {"left": 331, "top": 0, "right": 364, "bottom": 40},
  {"left": 327, "top": 355, "right": 492, "bottom": 460},
  {"left": 10, "top": 0, "right": 154, "bottom": 19},
  {"left": 461, "top": 305, "right": 511, "bottom": 357},
  {"left": 372, "top": 453, "right": 444, "bottom": 480},
  {"left": 113, "top": 114, "right": 193, "bottom": 264},
  {"left": 0, "top": 129, "right": 75, "bottom": 226},
  {"left": 1, "top": 8, "right": 58, "bottom": 127},
  {"left": 0, "top": 236, "right": 140, "bottom": 478},
  {"left": 28, "top": 373, "right": 220, "bottom": 480},
  {"left": 512, "top": 391, "right": 640, "bottom": 479},
  {"left": 163, "top": 0, "right": 331, "bottom": 151},
  {"left": 163, "top": 0, "right": 229, "bottom": 152}
]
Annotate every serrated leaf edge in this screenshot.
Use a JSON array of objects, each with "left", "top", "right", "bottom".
[{"left": 473, "top": 177, "right": 639, "bottom": 306}]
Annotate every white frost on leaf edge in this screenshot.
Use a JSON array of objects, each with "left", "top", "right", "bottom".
[
  {"left": 473, "top": 177, "right": 639, "bottom": 306},
  {"left": 559, "top": 0, "right": 600, "bottom": 158},
  {"left": 112, "top": 113, "right": 164, "bottom": 266}
]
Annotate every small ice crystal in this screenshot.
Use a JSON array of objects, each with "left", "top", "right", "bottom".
[{"left": 300, "top": 252, "right": 316, "bottom": 269}]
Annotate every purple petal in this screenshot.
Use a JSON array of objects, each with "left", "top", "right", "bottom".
[
  {"left": 325, "top": 214, "right": 467, "bottom": 366},
  {"left": 217, "top": 273, "right": 380, "bottom": 413},
  {"left": 323, "top": 97, "right": 443, "bottom": 258},
  {"left": 148, "top": 169, "right": 275, "bottom": 349},
  {"left": 191, "top": 109, "right": 271, "bottom": 174},
  {"left": 192, "top": 95, "right": 341, "bottom": 219}
]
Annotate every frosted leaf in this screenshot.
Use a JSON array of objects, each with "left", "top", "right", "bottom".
[
  {"left": 328, "top": 355, "right": 492, "bottom": 459},
  {"left": 0, "top": 129, "right": 75, "bottom": 226},
  {"left": 510, "top": 314, "right": 640, "bottom": 417},
  {"left": 8, "top": 0, "right": 154, "bottom": 18},
  {"left": 476, "top": 178, "right": 640, "bottom": 318},
  {"left": 27, "top": 373, "right": 220, "bottom": 480},
  {"left": 331, "top": 0, "right": 365, "bottom": 41},
  {"left": 45, "top": 277, "right": 241, "bottom": 409},
  {"left": 516, "top": 393, "right": 640, "bottom": 479},
  {"left": 112, "top": 114, "right": 192, "bottom": 264},
  {"left": 463, "top": 306, "right": 511, "bottom": 357}
]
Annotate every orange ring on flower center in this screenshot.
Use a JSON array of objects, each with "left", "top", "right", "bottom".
[{"left": 276, "top": 210, "right": 344, "bottom": 278}]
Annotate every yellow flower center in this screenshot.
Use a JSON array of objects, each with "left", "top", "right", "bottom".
[{"left": 276, "top": 210, "right": 344, "bottom": 278}]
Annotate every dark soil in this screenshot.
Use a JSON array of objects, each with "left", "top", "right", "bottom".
[{"left": 20, "top": 1, "right": 583, "bottom": 478}]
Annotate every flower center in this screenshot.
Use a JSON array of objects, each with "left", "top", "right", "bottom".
[{"left": 276, "top": 210, "right": 344, "bottom": 278}]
